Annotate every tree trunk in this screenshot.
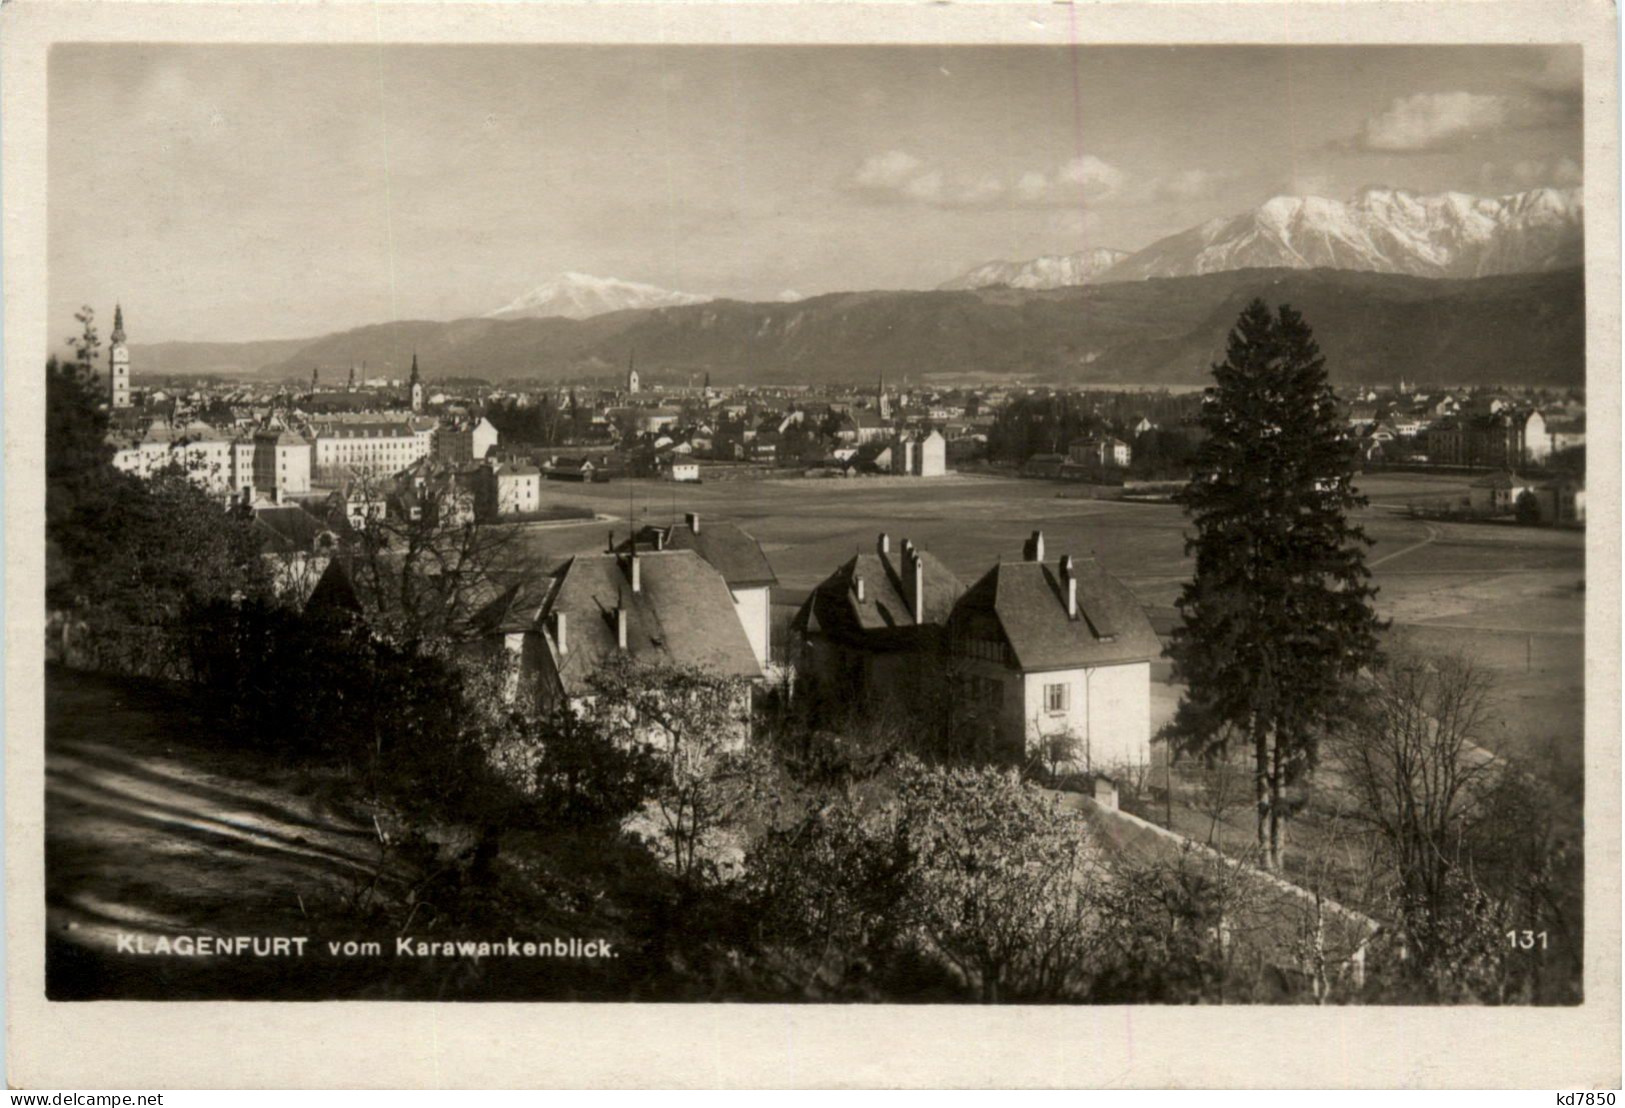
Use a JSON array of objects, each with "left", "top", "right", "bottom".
[
  {"left": 1267, "top": 739, "right": 1284, "bottom": 872},
  {"left": 1253, "top": 725, "right": 1270, "bottom": 861}
]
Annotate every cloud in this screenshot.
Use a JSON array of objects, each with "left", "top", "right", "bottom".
[
  {"left": 847, "top": 151, "right": 1126, "bottom": 209},
  {"left": 1356, "top": 92, "right": 1514, "bottom": 152},
  {"left": 1150, "top": 168, "right": 1239, "bottom": 201},
  {"left": 852, "top": 150, "right": 927, "bottom": 192},
  {"left": 1349, "top": 90, "right": 1578, "bottom": 154},
  {"left": 1058, "top": 155, "right": 1127, "bottom": 197}
]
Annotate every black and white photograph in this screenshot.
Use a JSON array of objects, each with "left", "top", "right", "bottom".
[{"left": 6, "top": 0, "right": 1620, "bottom": 1090}]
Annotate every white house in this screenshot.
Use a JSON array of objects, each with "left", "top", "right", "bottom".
[{"left": 946, "top": 531, "right": 1161, "bottom": 772}]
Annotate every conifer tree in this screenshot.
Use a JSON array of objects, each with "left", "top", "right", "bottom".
[{"left": 1166, "top": 299, "right": 1383, "bottom": 870}]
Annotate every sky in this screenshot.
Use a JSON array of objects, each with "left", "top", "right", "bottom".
[{"left": 49, "top": 43, "right": 1583, "bottom": 343}]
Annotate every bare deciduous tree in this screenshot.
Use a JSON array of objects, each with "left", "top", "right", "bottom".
[{"left": 1331, "top": 650, "right": 1507, "bottom": 984}]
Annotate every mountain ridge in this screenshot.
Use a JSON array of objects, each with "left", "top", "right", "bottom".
[
  {"left": 128, "top": 266, "right": 1584, "bottom": 389},
  {"left": 940, "top": 248, "right": 1131, "bottom": 291},
  {"left": 485, "top": 272, "right": 712, "bottom": 320},
  {"left": 1104, "top": 186, "right": 1582, "bottom": 282},
  {"left": 940, "top": 187, "right": 1583, "bottom": 291}
]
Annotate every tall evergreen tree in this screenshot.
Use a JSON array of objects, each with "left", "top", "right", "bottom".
[{"left": 1166, "top": 299, "right": 1384, "bottom": 870}]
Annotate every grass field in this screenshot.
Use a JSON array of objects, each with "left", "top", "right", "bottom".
[{"left": 511, "top": 470, "right": 1586, "bottom": 780}]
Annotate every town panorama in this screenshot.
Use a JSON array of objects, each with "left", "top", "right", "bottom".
[{"left": 43, "top": 42, "right": 1588, "bottom": 1007}]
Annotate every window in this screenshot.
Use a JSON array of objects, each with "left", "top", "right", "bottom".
[{"left": 1044, "top": 682, "right": 1069, "bottom": 714}]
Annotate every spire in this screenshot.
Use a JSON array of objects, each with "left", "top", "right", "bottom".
[
  {"left": 111, "top": 303, "right": 126, "bottom": 345},
  {"left": 409, "top": 349, "right": 420, "bottom": 384}
]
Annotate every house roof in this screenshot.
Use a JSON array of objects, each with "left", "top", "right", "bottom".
[
  {"left": 305, "top": 556, "right": 364, "bottom": 617},
  {"left": 313, "top": 421, "right": 416, "bottom": 440},
  {"left": 624, "top": 517, "right": 778, "bottom": 588},
  {"left": 796, "top": 545, "right": 965, "bottom": 647},
  {"left": 541, "top": 551, "right": 763, "bottom": 696},
  {"left": 953, "top": 557, "right": 1161, "bottom": 672},
  {"left": 252, "top": 505, "right": 332, "bottom": 554}
]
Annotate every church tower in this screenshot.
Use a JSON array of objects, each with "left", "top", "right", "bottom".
[
  {"left": 877, "top": 369, "right": 891, "bottom": 421},
  {"left": 409, "top": 351, "right": 424, "bottom": 414},
  {"left": 627, "top": 351, "right": 640, "bottom": 395},
  {"left": 108, "top": 303, "right": 131, "bottom": 409}
]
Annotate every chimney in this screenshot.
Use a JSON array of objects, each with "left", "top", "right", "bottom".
[
  {"left": 1092, "top": 775, "right": 1119, "bottom": 811},
  {"left": 616, "top": 605, "right": 628, "bottom": 650},
  {"left": 554, "top": 611, "right": 567, "bottom": 655},
  {"left": 1024, "top": 530, "right": 1045, "bottom": 563},
  {"left": 654, "top": 529, "right": 666, "bottom": 551},
  {"left": 854, "top": 575, "right": 865, "bottom": 602},
  {"left": 685, "top": 511, "right": 700, "bottom": 534},
  {"left": 627, "top": 553, "right": 641, "bottom": 594},
  {"left": 1061, "top": 554, "right": 1077, "bottom": 619},
  {"left": 911, "top": 549, "right": 925, "bottom": 625},
  {"left": 877, "top": 532, "right": 890, "bottom": 556},
  {"left": 607, "top": 529, "right": 615, "bottom": 553}
]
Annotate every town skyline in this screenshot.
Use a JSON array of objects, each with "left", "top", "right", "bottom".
[{"left": 51, "top": 43, "right": 1582, "bottom": 344}]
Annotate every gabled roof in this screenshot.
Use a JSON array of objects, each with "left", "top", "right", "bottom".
[
  {"left": 953, "top": 557, "right": 1160, "bottom": 672},
  {"left": 796, "top": 545, "right": 965, "bottom": 647},
  {"left": 252, "top": 505, "right": 332, "bottom": 554},
  {"left": 305, "top": 556, "right": 364, "bottom": 617},
  {"left": 542, "top": 551, "right": 762, "bottom": 697},
  {"left": 624, "top": 517, "right": 778, "bottom": 589}
]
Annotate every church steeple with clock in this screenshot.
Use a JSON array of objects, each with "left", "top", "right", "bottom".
[
  {"left": 409, "top": 350, "right": 424, "bottom": 413},
  {"left": 108, "top": 303, "right": 131, "bottom": 409}
]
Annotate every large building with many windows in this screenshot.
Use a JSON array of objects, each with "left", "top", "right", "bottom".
[
  {"left": 310, "top": 416, "right": 435, "bottom": 479},
  {"left": 110, "top": 421, "right": 310, "bottom": 500}
]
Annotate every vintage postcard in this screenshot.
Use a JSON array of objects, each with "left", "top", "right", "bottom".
[{"left": 4, "top": 0, "right": 1619, "bottom": 1090}]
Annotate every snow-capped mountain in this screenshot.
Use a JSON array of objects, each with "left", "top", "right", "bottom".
[
  {"left": 939, "top": 248, "right": 1131, "bottom": 291},
  {"left": 1102, "top": 187, "right": 1582, "bottom": 282},
  {"left": 486, "top": 273, "right": 712, "bottom": 320}
]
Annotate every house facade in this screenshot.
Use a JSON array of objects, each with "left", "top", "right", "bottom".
[
  {"left": 472, "top": 461, "right": 541, "bottom": 520},
  {"left": 794, "top": 528, "right": 1160, "bottom": 772},
  {"left": 889, "top": 429, "right": 948, "bottom": 477},
  {"left": 311, "top": 418, "right": 429, "bottom": 479},
  {"left": 947, "top": 531, "right": 1160, "bottom": 771}
]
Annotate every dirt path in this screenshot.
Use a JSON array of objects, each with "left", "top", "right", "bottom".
[{"left": 1367, "top": 521, "right": 1440, "bottom": 569}]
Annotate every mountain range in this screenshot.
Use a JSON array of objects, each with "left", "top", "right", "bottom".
[
  {"left": 123, "top": 186, "right": 1585, "bottom": 388},
  {"left": 939, "top": 248, "right": 1131, "bottom": 291},
  {"left": 485, "top": 272, "right": 711, "bottom": 320},
  {"left": 130, "top": 266, "right": 1583, "bottom": 388},
  {"left": 943, "top": 187, "right": 1582, "bottom": 290}
]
